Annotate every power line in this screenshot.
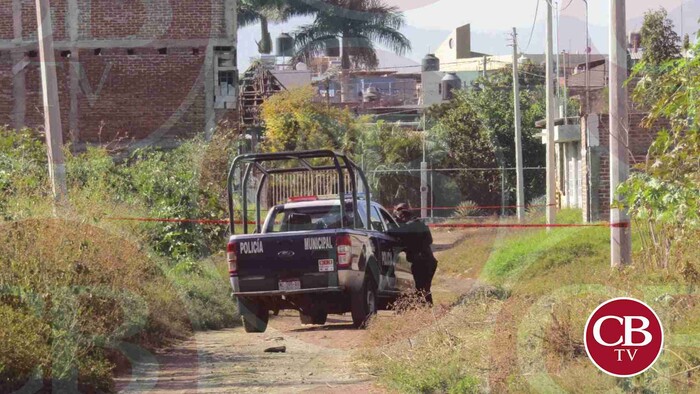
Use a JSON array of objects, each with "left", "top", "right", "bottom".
[
  {"left": 561, "top": 0, "right": 575, "bottom": 11},
  {"left": 524, "top": 0, "right": 541, "bottom": 52}
]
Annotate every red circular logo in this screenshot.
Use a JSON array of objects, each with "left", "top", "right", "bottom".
[{"left": 584, "top": 298, "right": 664, "bottom": 377}]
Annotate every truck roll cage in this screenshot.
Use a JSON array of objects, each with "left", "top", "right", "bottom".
[{"left": 226, "top": 150, "right": 372, "bottom": 235}]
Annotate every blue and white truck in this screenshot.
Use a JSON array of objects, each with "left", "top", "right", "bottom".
[{"left": 226, "top": 150, "right": 414, "bottom": 333}]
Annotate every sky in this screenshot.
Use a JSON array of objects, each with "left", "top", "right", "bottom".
[{"left": 238, "top": 0, "right": 700, "bottom": 71}]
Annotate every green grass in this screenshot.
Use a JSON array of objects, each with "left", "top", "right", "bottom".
[
  {"left": 482, "top": 226, "right": 609, "bottom": 289},
  {"left": 167, "top": 255, "right": 238, "bottom": 330},
  {"left": 363, "top": 209, "right": 700, "bottom": 393}
]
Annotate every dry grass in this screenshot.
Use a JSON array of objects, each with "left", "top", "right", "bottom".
[
  {"left": 0, "top": 218, "right": 192, "bottom": 391},
  {"left": 434, "top": 228, "right": 499, "bottom": 277},
  {"left": 363, "top": 288, "right": 505, "bottom": 393},
  {"left": 360, "top": 211, "right": 700, "bottom": 393}
]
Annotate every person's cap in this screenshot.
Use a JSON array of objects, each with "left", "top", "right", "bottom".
[{"left": 394, "top": 203, "right": 410, "bottom": 212}]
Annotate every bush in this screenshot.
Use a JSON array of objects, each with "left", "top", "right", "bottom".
[
  {"left": 168, "top": 256, "right": 238, "bottom": 330},
  {"left": 0, "top": 219, "right": 191, "bottom": 390},
  {"left": 451, "top": 200, "right": 483, "bottom": 219},
  {"left": 0, "top": 128, "right": 241, "bottom": 390},
  {"left": 0, "top": 304, "right": 52, "bottom": 389},
  {"left": 0, "top": 128, "right": 48, "bottom": 218}
]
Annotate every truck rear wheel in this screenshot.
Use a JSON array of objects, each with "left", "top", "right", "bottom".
[
  {"left": 238, "top": 299, "right": 269, "bottom": 333},
  {"left": 299, "top": 310, "right": 328, "bottom": 325},
  {"left": 351, "top": 277, "right": 377, "bottom": 328}
]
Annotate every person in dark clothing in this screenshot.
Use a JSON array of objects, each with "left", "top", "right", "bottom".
[{"left": 389, "top": 203, "right": 438, "bottom": 305}]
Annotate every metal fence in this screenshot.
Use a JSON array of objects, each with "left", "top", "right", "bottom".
[
  {"left": 252, "top": 166, "right": 547, "bottom": 219},
  {"left": 264, "top": 170, "right": 353, "bottom": 206},
  {"left": 367, "top": 166, "right": 547, "bottom": 219}
]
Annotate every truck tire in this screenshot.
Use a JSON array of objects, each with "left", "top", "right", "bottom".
[
  {"left": 299, "top": 310, "right": 328, "bottom": 325},
  {"left": 351, "top": 276, "right": 377, "bottom": 328},
  {"left": 238, "top": 299, "right": 269, "bottom": 333}
]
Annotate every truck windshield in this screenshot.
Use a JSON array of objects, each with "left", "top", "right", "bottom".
[{"left": 265, "top": 203, "right": 365, "bottom": 233}]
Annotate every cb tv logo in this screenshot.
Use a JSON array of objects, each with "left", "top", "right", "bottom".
[{"left": 584, "top": 297, "right": 664, "bottom": 377}]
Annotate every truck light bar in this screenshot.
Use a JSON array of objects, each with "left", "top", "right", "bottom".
[
  {"left": 317, "top": 192, "right": 369, "bottom": 201},
  {"left": 287, "top": 195, "right": 318, "bottom": 202}
]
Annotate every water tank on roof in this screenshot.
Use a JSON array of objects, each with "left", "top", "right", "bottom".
[
  {"left": 325, "top": 37, "right": 341, "bottom": 57},
  {"left": 276, "top": 33, "right": 294, "bottom": 57},
  {"left": 441, "top": 72, "right": 461, "bottom": 100},
  {"left": 363, "top": 86, "right": 380, "bottom": 103},
  {"left": 422, "top": 53, "right": 440, "bottom": 72}
]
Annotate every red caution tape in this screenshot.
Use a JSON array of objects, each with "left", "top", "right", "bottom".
[
  {"left": 407, "top": 204, "right": 557, "bottom": 211},
  {"left": 105, "top": 217, "right": 256, "bottom": 225},
  {"left": 428, "top": 222, "right": 630, "bottom": 229},
  {"left": 105, "top": 217, "right": 630, "bottom": 230}
]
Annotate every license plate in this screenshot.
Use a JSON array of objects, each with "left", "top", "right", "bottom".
[
  {"left": 278, "top": 279, "right": 301, "bottom": 291},
  {"left": 318, "top": 259, "right": 335, "bottom": 272}
]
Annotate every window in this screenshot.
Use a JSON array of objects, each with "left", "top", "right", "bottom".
[
  {"left": 379, "top": 208, "right": 399, "bottom": 231},
  {"left": 264, "top": 204, "right": 364, "bottom": 233},
  {"left": 214, "top": 48, "right": 238, "bottom": 109},
  {"left": 370, "top": 207, "right": 385, "bottom": 232}
]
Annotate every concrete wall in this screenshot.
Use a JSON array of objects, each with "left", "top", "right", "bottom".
[{"left": 0, "top": 0, "right": 237, "bottom": 149}]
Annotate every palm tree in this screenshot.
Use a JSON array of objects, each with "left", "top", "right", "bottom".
[
  {"left": 238, "top": 0, "right": 315, "bottom": 54},
  {"left": 291, "top": 0, "right": 411, "bottom": 72}
]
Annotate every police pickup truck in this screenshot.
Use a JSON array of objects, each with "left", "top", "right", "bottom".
[{"left": 226, "top": 150, "right": 414, "bottom": 333}]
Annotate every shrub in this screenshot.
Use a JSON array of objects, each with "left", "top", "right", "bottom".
[
  {"left": 0, "top": 304, "right": 51, "bottom": 390},
  {"left": 525, "top": 195, "right": 547, "bottom": 218},
  {"left": 0, "top": 219, "right": 191, "bottom": 390},
  {"left": 451, "top": 200, "right": 483, "bottom": 219},
  {"left": 0, "top": 128, "right": 48, "bottom": 218},
  {"left": 0, "top": 129, "right": 241, "bottom": 390},
  {"left": 167, "top": 256, "right": 238, "bottom": 330}
]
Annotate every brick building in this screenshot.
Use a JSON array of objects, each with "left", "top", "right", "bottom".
[
  {"left": 0, "top": 0, "right": 238, "bottom": 150},
  {"left": 541, "top": 82, "right": 664, "bottom": 223},
  {"left": 580, "top": 97, "right": 666, "bottom": 222}
]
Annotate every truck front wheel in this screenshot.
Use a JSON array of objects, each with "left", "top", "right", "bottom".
[
  {"left": 351, "top": 277, "right": 377, "bottom": 328},
  {"left": 238, "top": 299, "right": 269, "bottom": 333}
]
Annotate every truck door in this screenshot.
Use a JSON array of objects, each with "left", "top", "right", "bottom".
[
  {"left": 378, "top": 207, "right": 414, "bottom": 292},
  {"left": 368, "top": 205, "right": 400, "bottom": 293}
]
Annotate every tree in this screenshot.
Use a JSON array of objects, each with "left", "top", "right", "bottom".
[
  {"left": 358, "top": 122, "right": 424, "bottom": 207},
  {"left": 260, "top": 87, "right": 361, "bottom": 153},
  {"left": 427, "top": 92, "right": 501, "bottom": 206},
  {"left": 640, "top": 8, "right": 681, "bottom": 67},
  {"left": 238, "top": 0, "right": 314, "bottom": 54},
  {"left": 291, "top": 0, "right": 411, "bottom": 71},
  {"left": 619, "top": 37, "right": 700, "bottom": 269},
  {"left": 426, "top": 64, "right": 548, "bottom": 207}
]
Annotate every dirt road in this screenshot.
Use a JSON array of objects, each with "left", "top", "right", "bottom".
[{"left": 115, "top": 229, "right": 473, "bottom": 393}]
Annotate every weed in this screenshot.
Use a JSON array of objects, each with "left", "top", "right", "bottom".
[{"left": 452, "top": 200, "right": 483, "bottom": 219}]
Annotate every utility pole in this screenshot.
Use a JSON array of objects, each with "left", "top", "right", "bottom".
[
  {"left": 421, "top": 113, "right": 428, "bottom": 220},
  {"left": 584, "top": 0, "right": 590, "bottom": 114},
  {"left": 546, "top": 0, "right": 557, "bottom": 228},
  {"left": 609, "top": 0, "right": 631, "bottom": 267},
  {"left": 482, "top": 55, "right": 488, "bottom": 78},
  {"left": 36, "top": 0, "right": 67, "bottom": 204},
  {"left": 512, "top": 28, "right": 525, "bottom": 222},
  {"left": 555, "top": 1, "right": 561, "bottom": 98}
]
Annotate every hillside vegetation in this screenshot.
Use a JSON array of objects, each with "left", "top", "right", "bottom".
[{"left": 0, "top": 128, "right": 238, "bottom": 391}]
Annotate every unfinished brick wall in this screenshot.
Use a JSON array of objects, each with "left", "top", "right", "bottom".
[
  {"left": 72, "top": 48, "right": 206, "bottom": 143},
  {"left": 0, "top": 0, "right": 13, "bottom": 40},
  {"left": 0, "top": 0, "right": 236, "bottom": 148},
  {"left": 592, "top": 113, "right": 668, "bottom": 220},
  {"left": 81, "top": 0, "right": 224, "bottom": 40},
  {"left": 0, "top": 52, "right": 13, "bottom": 126}
]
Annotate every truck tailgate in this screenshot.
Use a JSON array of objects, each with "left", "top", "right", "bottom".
[{"left": 234, "top": 230, "right": 339, "bottom": 292}]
